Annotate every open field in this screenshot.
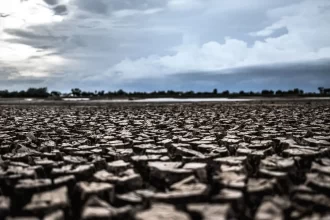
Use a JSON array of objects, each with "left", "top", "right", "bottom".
[{"left": 1, "top": 101, "right": 330, "bottom": 219}]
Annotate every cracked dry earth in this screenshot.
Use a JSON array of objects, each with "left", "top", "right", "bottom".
[{"left": 0, "top": 102, "right": 330, "bottom": 220}]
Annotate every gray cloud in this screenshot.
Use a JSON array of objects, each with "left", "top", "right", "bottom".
[
  {"left": 0, "top": 13, "right": 10, "bottom": 17},
  {"left": 0, "top": 78, "right": 46, "bottom": 86},
  {"left": 76, "top": 0, "right": 110, "bottom": 14},
  {"left": 43, "top": 0, "right": 58, "bottom": 5},
  {"left": 5, "top": 28, "right": 67, "bottom": 41},
  {"left": 53, "top": 5, "right": 68, "bottom": 15},
  {"left": 5, "top": 28, "right": 68, "bottom": 50},
  {"left": 109, "top": 59, "right": 330, "bottom": 92},
  {"left": 1, "top": 59, "right": 329, "bottom": 92},
  {"left": 0, "top": 63, "right": 19, "bottom": 80},
  {"left": 0, "top": 62, "right": 46, "bottom": 89}
]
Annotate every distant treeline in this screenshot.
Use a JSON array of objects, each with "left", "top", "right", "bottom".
[
  {"left": 0, "top": 87, "right": 329, "bottom": 99},
  {"left": 0, "top": 88, "right": 49, "bottom": 98}
]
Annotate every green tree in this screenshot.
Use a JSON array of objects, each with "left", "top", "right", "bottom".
[
  {"left": 318, "top": 87, "right": 324, "bottom": 94},
  {"left": 276, "top": 90, "right": 283, "bottom": 95},
  {"left": 293, "top": 88, "right": 300, "bottom": 95},
  {"left": 26, "top": 87, "right": 48, "bottom": 98},
  {"left": 117, "top": 89, "right": 126, "bottom": 96},
  {"left": 222, "top": 90, "right": 230, "bottom": 96},
  {"left": 50, "top": 91, "right": 61, "bottom": 97},
  {"left": 98, "top": 90, "right": 105, "bottom": 96},
  {"left": 71, "top": 88, "right": 82, "bottom": 97}
]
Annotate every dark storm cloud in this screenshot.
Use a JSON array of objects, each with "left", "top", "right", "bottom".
[
  {"left": 2, "top": 59, "right": 328, "bottom": 92},
  {"left": 43, "top": 0, "right": 58, "bottom": 5},
  {"left": 4, "top": 28, "right": 68, "bottom": 50},
  {"left": 0, "top": 62, "right": 45, "bottom": 88},
  {"left": 109, "top": 0, "right": 166, "bottom": 10},
  {"left": 53, "top": 5, "right": 68, "bottom": 15},
  {"left": 5, "top": 28, "right": 66, "bottom": 41},
  {"left": 0, "top": 13, "right": 10, "bottom": 17},
  {"left": 75, "top": 0, "right": 166, "bottom": 15},
  {"left": 0, "top": 60, "right": 65, "bottom": 90},
  {"left": 76, "top": 0, "right": 110, "bottom": 14},
  {"left": 0, "top": 78, "right": 46, "bottom": 86},
  {"left": 5, "top": 37, "right": 63, "bottom": 50},
  {"left": 0, "top": 63, "right": 19, "bottom": 80},
  {"left": 114, "top": 59, "right": 330, "bottom": 92}
]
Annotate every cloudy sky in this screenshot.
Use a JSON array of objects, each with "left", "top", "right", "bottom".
[{"left": 0, "top": 0, "right": 330, "bottom": 92}]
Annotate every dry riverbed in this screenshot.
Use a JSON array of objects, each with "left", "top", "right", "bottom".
[{"left": 0, "top": 101, "right": 330, "bottom": 219}]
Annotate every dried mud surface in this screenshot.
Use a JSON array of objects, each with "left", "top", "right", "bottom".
[{"left": 1, "top": 101, "right": 330, "bottom": 219}]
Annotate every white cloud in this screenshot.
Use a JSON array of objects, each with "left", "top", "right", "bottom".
[
  {"left": 167, "top": 0, "right": 204, "bottom": 11},
  {"left": 249, "top": 21, "right": 286, "bottom": 37},
  {"left": 144, "top": 8, "right": 164, "bottom": 15},
  {"left": 0, "top": 0, "right": 65, "bottom": 30},
  {"left": 106, "top": 0, "right": 330, "bottom": 80},
  {"left": 0, "top": 0, "right": 69, "bottom": 80},
  {"left": 112, "top": 8, "right": 163, "bottom": 18}
]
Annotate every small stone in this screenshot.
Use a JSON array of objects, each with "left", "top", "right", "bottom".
[
  {"left": 53, "top": 175, "right": 76, "bottom": 191},
  {"left": 43, "top": 210, "right": 65, "bottom": 220},
  {"left": 255, "top": 201, "right": 283, "bottom": 220},
  {"left": 302, "top": 138, "right": 330, "bottom": 146},
  {"left": 213, "top": 172, "right": 247, "bottom": 190},
  {"left": 283, "top": 148, "right": 319, "bottom": 158},
  {"left": 63, "top": 156, "right": 87, "bottom": 165},
  {"left": 51, "top": 164, "right": 95, "bottom": 181},
  {"left": 148, "top": 162, "right": 193, "bottom": 187},
  {"left": 94, "top": 169, "right": 143, "bottom": 192},
  {"left": 220, "top": 164, "right": 245, "bottom": 173},
  {"left": 81, "top": 196, "right": 132, "bottom": 220},
  {"left": 212, "top": 188, "right": 243, "bottom": 203},
  {"left": 187, "top": 203, "right": 232, "bottom": 220},
  {"left": 75, "top": 181, "right": 115, "bottom": 204},
  {"left": 195, "top": 144, "right": 228, "bottom": 157},
  {"left": 131, "top": 155, "right": 162, "bottom": 164},
  {"left": 255, "top": 196, "right": 290, "bottom": 220},
  {"left": 146, "top": 148, "right": 168, "bottom": 155},
  {"left": 311, "top": 162, "right": 330, "bottom": 176},
  {"left": 26, "top": 132, "right": 36, "bottom": 141},
  {"left": 170, "top": 144, "right": 206, "bottom": 158},
  {"left": 260, "top": 156, "right": 295, "bottom": 171},
  {"left": 152, "top": 182, "right": 209, "bottom": 203},
  {"left": 293, "top": 193, "right": 330, "bottom": 210},
  {"left": 306, "top": 173, "right": 330, "bottom": 193},
  {"left": 133, "top": 144, "right": 160, "bottom": 153},
  {"left": 106, "top": 160, "right": 131, "bottom": 173},
  {"left": 247, "top": 178, "right": 274, "bottom": 195},
  {"left": 5, "top": 217, "right": 39, "bottom": 220},
  {"left": 2, "top": 153, "right": 31, "bottom": 164},
  {"left": 0, "top": 196, "right": 10, "bottom": 219},
  {"left": 135, "top": 203, "right": 191, "bottom": 220},
  {"left": 183, "top": 162, "right": 207, "bottom": 182},
  {"left": 90, "top": 156, "right": 107, "bottom": 171},
  {"left": 116, "top": 191, "right": 143, "bottom": 205},
  {"left": 23, "top": 186, "right": 69, "bottom": 216},
  {"left": 15, "top": 178, "right": 52, "bottom": 194},
  {"left": 213, "top": 156, "right": 247, "bottom": 166}
]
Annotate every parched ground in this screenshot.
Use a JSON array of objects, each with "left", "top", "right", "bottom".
[{"left": 0, "top": 101, "right": 330, "bottom": 219}]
